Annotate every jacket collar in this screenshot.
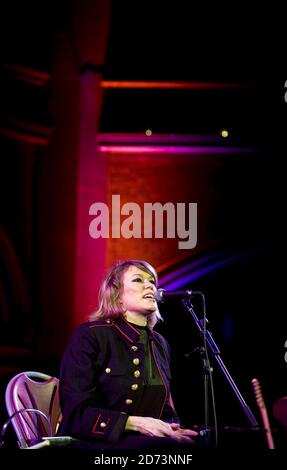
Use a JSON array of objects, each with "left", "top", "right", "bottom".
[{"left": 113, "top": 315, "right": 153, "bottom": 343}]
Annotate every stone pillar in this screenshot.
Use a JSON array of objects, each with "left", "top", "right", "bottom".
[{"left": 38, "top": 0, "right": 110, "bottom": 358}]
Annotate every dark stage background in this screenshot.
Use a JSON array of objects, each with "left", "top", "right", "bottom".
[{"left": 0, "top": 0, "right": 285, "bottom": 451}]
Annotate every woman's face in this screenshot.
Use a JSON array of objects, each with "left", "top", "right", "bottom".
[{"left": 120, "top": 265, "right": 157, "bottom": 318}]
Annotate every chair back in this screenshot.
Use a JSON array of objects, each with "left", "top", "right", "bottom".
[{"left": 5, "top": 371, "right": 61, "bottom": 448}]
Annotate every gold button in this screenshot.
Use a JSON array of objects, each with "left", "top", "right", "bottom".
[
  {"left": 131, "top": 384, "right": 138, "bottom": 391},
  {"left": 133, "top": 370, "right": 140, "bottom": 378},
  {"left": 133, "top": 358, "right": 140, "bottom": 366},
  {"left": 125, "top": 399, "right": 133, "bottom": 405},
  {"left": 100, "top": 422, "right": 107, "bottom": 428},
  {"left": 131, "top": 346, "right": 138, "bottom": 351},
  {"left": 105, "top": 368, "right": 111, "bottom": 374}
]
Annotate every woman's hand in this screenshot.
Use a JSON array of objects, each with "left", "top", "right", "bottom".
[
  {"left": 125, "top": 416, "right": 198, "bottom": 443},
  {"left": 169, "top": 422, "right": 198, "bottom": 442}
]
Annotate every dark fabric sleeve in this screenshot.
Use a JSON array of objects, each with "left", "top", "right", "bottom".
[
  {"left": 157, "top": 333, "right": 181, "bottom": 425},
  {"left": 161, "top": 394, "right": 181, "bottom": 424},
  {"left": 58, "top": 325, "right": 128, "bottom": 443}
]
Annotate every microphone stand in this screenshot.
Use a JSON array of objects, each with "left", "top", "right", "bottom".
[
  {"left": 201, "top": 345, "right": 212, "bottom": 446},
  {"left": 183, "top": 298, "right": 258, "bottom": 443}
]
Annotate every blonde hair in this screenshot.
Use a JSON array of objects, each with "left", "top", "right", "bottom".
[{"left": 89, "top": 259, "right": 163, "bottom": 328}]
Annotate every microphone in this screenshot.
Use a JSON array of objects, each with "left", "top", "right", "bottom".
[{"left": 155, "top": 288, "right": 198, "bottom": 303}]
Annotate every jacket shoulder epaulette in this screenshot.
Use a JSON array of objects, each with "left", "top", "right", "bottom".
[{"left": 88, "top": 319, "right": 113, "bottom": 328}]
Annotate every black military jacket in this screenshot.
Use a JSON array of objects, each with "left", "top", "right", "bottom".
[{"left": 58, "top": 316, "right": 179, "bottom": 443}]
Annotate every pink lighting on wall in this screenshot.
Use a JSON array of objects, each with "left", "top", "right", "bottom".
[{"left": 99, "top": 145, "right": 255, "bottom": 155}]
